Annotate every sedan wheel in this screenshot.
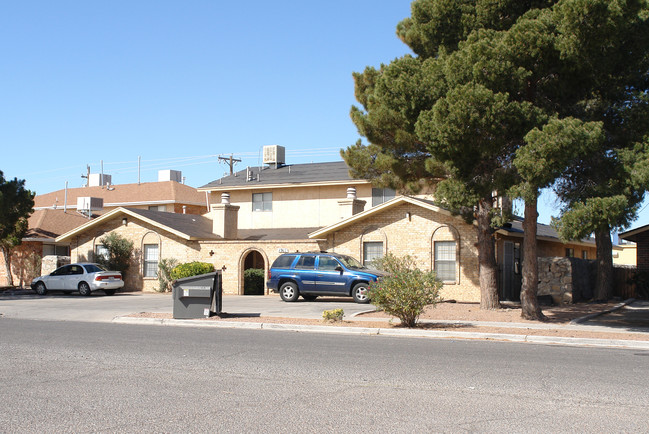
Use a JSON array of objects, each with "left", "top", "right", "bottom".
[
  {"left": 352, "top": 283, "right": 370, "bottom": 304},
  {"left": 78, "top": 282, "right": 92, "bottom": 296},
  {"left": 34, "top": 282, "right": 47, "bottom": 296},
  {"left": 279, "top": 282, "right": 299, "bottom": 302}
]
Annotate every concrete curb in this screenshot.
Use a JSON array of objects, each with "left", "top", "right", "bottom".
[
  {"left": 570, "top": 298, "right": 635, "bottom": 324},
  {"left": 113, "top": 316, "right": 649, "bottom": 350}
]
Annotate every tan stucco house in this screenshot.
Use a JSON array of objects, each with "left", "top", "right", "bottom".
[{"left": 51, "top": 147, "right": 596, "bottom": 303}]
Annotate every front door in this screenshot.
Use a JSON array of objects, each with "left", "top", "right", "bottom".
[{"left": 501, "top": 241, "right": 521, "bottom": 301}]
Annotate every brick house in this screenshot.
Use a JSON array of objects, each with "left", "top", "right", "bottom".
[
  {"left": 52, "top": 147, "right": 595, "bottom": 302},
  {"left": 619, "top": 224, "right": 649, "bottom": 271},
  {"left": 0, "top": 171, "right": 207, "bottom": 287}
]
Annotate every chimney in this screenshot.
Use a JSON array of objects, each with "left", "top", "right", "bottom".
[
  {"left": 210, "top": 193, "right": 239, "bottom": 239},
  {"left": 338, "top": 187, "right": 365, "bottom": 220}
]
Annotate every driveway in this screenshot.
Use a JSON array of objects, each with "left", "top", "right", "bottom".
[{"left": 0, "top": 291, "right": 373, "bottom": 323}]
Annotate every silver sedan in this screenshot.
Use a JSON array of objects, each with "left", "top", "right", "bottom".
[{"left": 31, "top": 263, "right": 124, "bottom": 296}]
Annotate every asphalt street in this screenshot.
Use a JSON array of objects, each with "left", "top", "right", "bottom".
[{"left": 1, "top": 318, "right": 648, "bottom": 433}]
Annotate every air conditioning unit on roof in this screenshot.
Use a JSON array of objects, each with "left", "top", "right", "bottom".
[
  {"left": 263, "top": 145, "right": 285, "bottom": 166},
  {"left": 77, "top": 197, "right": 103, "bottom": 212}
]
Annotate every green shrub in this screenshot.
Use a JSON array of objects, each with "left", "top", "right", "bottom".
[
  {"left": 170, "top": 261, "right": 215, "bottom": 280},
  {"left": 243, "top": 268, "right": 265, "bottom": 295},
  {"left": 97, "top": 233, "right": 134, "bottom": 277},
  {"left": 157, "top": 258, "right": 178, "bottom": 292},
  {"left": 368, "top": 253, "right": 442, "bottom": 327},
  {"left": 322, "top": 308, "right": 344, "bottom": 322}
]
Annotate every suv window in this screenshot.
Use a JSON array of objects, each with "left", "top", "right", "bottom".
[
  {"left": 271, "top": 255, "right": 297, "bottom": 269},
  {"left": 295, "top": 255, "right": 316, "bottom": 269},
  {"left": 318, "top": 257, "right": 340, "bottom": 271}
]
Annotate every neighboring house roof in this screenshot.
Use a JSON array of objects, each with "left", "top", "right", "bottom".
[
  {"left": 495, "top": 218, "right": 596, "bottom": 246},
  {"left": 199, "top": 161, "right": 371, "bottom": 191},
  {"left": 24, "top": 209, "right": 100, "bottom": 242},
  {"left": 34, "top": 181, "right": 207, "bottom": 210},
  {"left": 619, "top": 224, "right": 649, "bottom": 243},
  {"left": 55, "top": 207, "right": 322, "bottom": 243},
  {"left": 308, "top": 196, "right": 455, "bottom": 239}
]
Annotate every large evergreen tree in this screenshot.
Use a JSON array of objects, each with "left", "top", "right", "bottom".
[
  {"left": 0, "top": 171, "right": 35, "bottom": 287},
  {"left": 343, "top": 0, "right": 649, "bottom": 315}
]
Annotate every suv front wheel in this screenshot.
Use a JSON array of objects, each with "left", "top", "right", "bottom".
[
  {"left": 352, "top": 283, "right": 370, "bottom": 304},
  {"left": 279, "top": 282, "right": 300, "bottom": 302}
]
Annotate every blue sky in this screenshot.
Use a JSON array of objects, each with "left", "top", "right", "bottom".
[{"left": 1, "top": 1, "right": 647, "bottom": 230}]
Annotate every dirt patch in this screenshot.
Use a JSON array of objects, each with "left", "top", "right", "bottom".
[
  {"left": 357, "top": 301, "right": 620, "bottom": 323},
  {"left": 126, "top": 301, "right": 649, "bottom": 342}
]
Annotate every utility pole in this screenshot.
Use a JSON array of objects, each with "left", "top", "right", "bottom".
[
  {"left": 218, "top": 154, "right": 241, "bottom": 175},
  {"left": 81, "top": 165, "right": 90, "bottom": 187}
]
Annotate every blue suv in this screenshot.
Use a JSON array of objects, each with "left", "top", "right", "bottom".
[{"left": 267, "top": 252, "right": 385, "bottom": 304}]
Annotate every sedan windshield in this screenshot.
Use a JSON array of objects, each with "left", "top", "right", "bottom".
[
  {"left": 337, "top": 255, "right": 366, "bottom": 270},
  {"left": 83, "top": 264, "right": 107, "bottom": 273}
]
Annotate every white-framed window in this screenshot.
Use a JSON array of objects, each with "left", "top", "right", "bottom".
[
  {"left": 582, "top": 250, "right": 588, "bottom": 259},
  {"left": 95, "top": 245, "right": 109, "bottom": 262},
  {"left": 252, "top": 192, "right": 272, "bottom": 212},
  {"left": 363, "top": 241, "right": 383, "bottom": 267},
  {"left": 434, "top": 241, "right": 456, "bottom": 282},
  {"left": 148, "top": 205, "right": 166, "bottom": 212},
  {"left": 372, "top": 188, "right": 396, "bottom": 207},
  {"left": 566, "top": 248, "right": 574, "bottom": 258},
  {"left": 143, "top": 244, "right": 159, "bottom": 278}
]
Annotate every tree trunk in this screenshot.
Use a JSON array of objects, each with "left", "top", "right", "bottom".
[
  {"left": 594, "top": 225, "right": 614, "bottom": 301},
  {"left": 520, "top": 196, "right": 545, "bottom": 320},
  {"left": 1, "top": 245, "right": 14, "bottom": 287},
  {"left": 477, "top": 198, "right": 499, "bottom": 310}
]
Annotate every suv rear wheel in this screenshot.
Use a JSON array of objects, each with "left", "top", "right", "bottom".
[{"left": 279, "top": 282, "right": 300, "bottom": 302}]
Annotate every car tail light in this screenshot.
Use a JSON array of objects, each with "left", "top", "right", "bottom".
[
  {"left": 267, "top": 269, "right": 272, "bottom": 280},
  {"left": 95, "top": 275, "right": 122, "bottom": 281}
]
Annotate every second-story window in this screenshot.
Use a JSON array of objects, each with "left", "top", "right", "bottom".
[
  {"left": 252, "top": 192, "right": 272, "bottom": 212},
  {"left": 372, "top": 188, "right": 396, "bottom": 207}
]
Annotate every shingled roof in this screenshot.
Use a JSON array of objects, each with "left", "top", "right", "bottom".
[
  {"left": 56, "top": 207, "right": 322, "bottom": 242},
  {"left": 24, "top": 209, "right": 100, "bottom": 241},
  {"left": 199, "top": 161, "right": 370, "bottom": 190},
  {"left": 34, "top": 181, "right": 206, "bottom": 210}
]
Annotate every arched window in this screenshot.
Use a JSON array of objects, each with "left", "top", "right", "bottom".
[
  {"left": 142, "top": 232, "right": 161, "bottom": 278},
  {"left": 432, "top": 225, "right": 460, "bottom": 284}
]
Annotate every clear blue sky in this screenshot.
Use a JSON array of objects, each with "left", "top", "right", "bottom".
[{"left": 1, "top": 1, "right": 647, "bottom": 230}]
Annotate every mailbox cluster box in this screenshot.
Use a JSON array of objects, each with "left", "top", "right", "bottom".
[{"left": 172, "top": 271, "right": 222, "bottom": 319}]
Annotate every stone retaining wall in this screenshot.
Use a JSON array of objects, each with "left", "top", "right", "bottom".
[{"left": 537, "top": 257, "right": 595, "bottom": 304}]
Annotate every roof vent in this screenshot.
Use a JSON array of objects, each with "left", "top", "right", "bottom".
[{"left": 263, "top": 145, "right": 285, "bottom": 166}]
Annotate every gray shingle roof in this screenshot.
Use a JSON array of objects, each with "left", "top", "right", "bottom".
[
  {"left": 125, "top": 208, "right": 220, "bottom": 240},
  {"left": 200, "top": 161, "right": 365, "bottom": 190},
  {"left": 125, "top": 208, "right": 319, "bottom": 241}
]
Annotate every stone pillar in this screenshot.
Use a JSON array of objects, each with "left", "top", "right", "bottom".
[
  {"left": 211, "top": 193, "right": 240, "bottom": 239},
  {"left": 638, "top": 232, "right": 649, "bottom": 271},
  {"left": 338, "top": 187, "right": 366, "bottom": 220}
]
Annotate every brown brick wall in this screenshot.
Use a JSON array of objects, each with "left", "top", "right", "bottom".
[
  {"left": 0, "top": 242, "right": 43, "bottom": 287},
  {"left": 324, "top": 203, "right": 482, "bottom": 302}
]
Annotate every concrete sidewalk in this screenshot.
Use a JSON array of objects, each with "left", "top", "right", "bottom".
[{"left": 113, "top": 299, "right": 649, "bottom": 350}]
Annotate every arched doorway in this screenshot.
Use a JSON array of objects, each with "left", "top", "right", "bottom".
[{"left": 242, "top": 250, "right": 265, "bottom": 295}]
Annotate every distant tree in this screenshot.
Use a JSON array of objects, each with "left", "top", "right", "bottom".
[
  {"left": 0, "top": 171, "right": 34, "bottom": 287},
  {"left": 97, "top": 233, "right": 134, "bottom": 277}
]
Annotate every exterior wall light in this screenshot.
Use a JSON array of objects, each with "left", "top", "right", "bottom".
[{"left": 122, "top": 217, "right": 128, "bottom": 226}]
